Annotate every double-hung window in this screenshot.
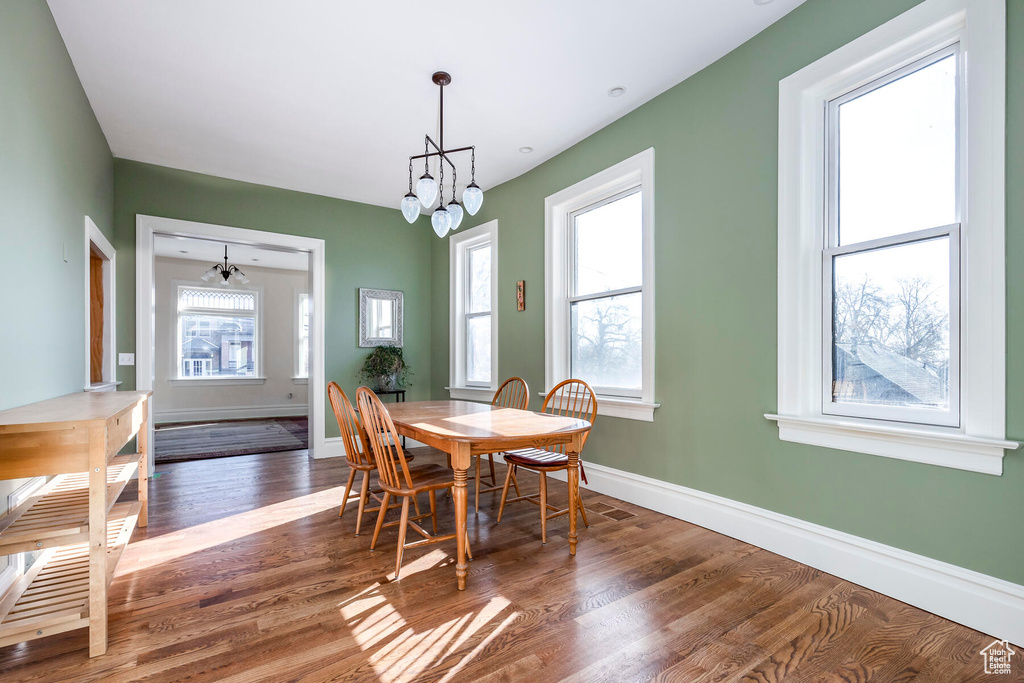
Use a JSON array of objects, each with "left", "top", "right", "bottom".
[
  {"left": 825, "top": 46, "right": 959, "bottom": 426},
  {"left": 545, "top": 148, "right": 657, "bottom": 421},
  {"left": 176, "top": 286, "right": 260, "bottom": 379},
  {"left": 773, "top": 0, "right": 1016, "bottom": 474},
  {"left": 449, "top": 220, "right": 498, "bottom": 397}
]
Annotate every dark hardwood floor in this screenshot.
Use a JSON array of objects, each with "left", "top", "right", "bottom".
[{"left": 0, "top": 449, "right": 1001, "bottom": 682}]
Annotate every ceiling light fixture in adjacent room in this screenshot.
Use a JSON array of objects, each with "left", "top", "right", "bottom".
[
  {"left": 201, "top": 245, "right": 249, "bottom": 286},
  {"left": 401, "top": 71, "right": 483, "bottom": 237}
]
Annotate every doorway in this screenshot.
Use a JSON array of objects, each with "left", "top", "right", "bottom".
[
  {"left": 84, "top": 217, "right": 117, "bottom": 391},
  {"left": 136, "top": 215, "right": 327, "bottom": 471}
]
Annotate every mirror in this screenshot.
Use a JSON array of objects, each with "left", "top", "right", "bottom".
[{"left": 359, "top": 288, "right": 403, "bottom": 347}]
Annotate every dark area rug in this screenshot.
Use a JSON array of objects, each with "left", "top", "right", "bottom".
[{"left": 154, "top": 416, "right": 309, "bottom": 463}]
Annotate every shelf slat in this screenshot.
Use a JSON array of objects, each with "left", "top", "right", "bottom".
[
  {"left": 0, "top": 454, "right": 141, "bottom": 555},
  {"left": 0, "top": 501, "right": 140, "bottom": 648}
]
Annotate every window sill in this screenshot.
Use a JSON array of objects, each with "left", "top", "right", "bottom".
[
  {"left": 84, "top": 381, "right": 122, "bottom": 392},
  {"left": 168, "top": 377, "right": 267, "bottom": 386},
  {"left": 292, "top": 377, "right": 309, "bottom": 385},
  {"left": 540, "top": 391, "right": 660, "bottom": 422},
  {"left": 765, "top": 414, "right": 1019, "bottom": 476},
  {"left": 446, "top": 386, "right": 495, "bottom": 402}
]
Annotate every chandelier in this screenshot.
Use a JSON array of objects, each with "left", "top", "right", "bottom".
[
  {"left": 201, "top": 245, "right": 250, "bottom": 286},
  {"left": 401, "top": 71, "right": 483, "bottom": 237}
]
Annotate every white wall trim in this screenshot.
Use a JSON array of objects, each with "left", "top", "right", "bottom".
[
  {"left": 447, "top": 386, "right": 494, "bottom": 402},
  {"left": 449, "top": 220, "right": 499, "bottom": 396},
  {"left": 84, "top": 216, "right": 116, "bottom": 389},
  {"left": 520, "top": 457, "right": 1024, "bottom": 646},
  {"left": 155, "top": 403, "right": 308, "bottom": 424},
  {"left": 323, "top": 435, "right": 427, "bottom": 459},
  {"left": 543, "top": 148, "right": 657, "bottom": 421},
  {"left": 775, "top": 0, "right": 1012, "bottom": 473},
  {"left": 137, "top": 215, "right": 327, "bottom": 466}
]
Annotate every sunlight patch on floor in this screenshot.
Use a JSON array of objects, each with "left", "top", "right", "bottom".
[{"left": 116, "top": 486, "right": 345, "bottom": 575}]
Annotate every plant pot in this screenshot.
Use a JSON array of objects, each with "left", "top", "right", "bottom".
[{"left": 376, "top": 373, "right": 398, "bottom": 391}]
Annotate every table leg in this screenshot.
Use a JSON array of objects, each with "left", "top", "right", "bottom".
[
  {"left": 453, "top": 451, "right": 469, "bottom": 590},
  {"left": 567, "top": 451, "right": 579, "bottom": 556}
]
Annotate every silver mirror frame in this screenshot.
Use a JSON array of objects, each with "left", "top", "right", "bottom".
[{"left": 358, "top": 288, "right": 404, "bottom": 347}]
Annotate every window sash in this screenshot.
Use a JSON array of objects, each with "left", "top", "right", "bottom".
[
  {"left": 822, "top": 44, "right": 963, "bottom": 427},
  {"left": 569, "top": 291, "right": 643, "bottom": 399},
  {"left": 465, "top": 312, "right": 491, "bottom": 387},
  {"left": 569, "top": 187, "right": 642, "bottom": 299}
]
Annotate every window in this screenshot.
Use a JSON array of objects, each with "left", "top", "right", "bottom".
[
  {"left": 545, "top": 148, "right": 657, "bottom": 421},
  {"left": 825, "top": 47, "right": 959, "bottom": 427},
  {"left": 296, "top": 292, "right": 310, "bottom": 379},
  {"left": 175, "top": 286, "right": 259, "bottom": 379},
  {"left": 773, "top": 0, "right": 1016, "bottom": 474},
  {"left": 449, "top": 220, "right": 498, "bottom": 397}
]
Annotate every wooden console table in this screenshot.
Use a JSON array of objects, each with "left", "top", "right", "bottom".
[{"left": 0, "top": 390, "right": 151, "bottom": 656}]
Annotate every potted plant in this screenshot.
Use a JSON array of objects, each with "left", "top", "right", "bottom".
[{"left": 358, "top": 345, "right": 411, "bottom": 391}]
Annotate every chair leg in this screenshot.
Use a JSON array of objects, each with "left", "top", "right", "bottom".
[
  {"left": 510, "top": 466, "right": 521, "bottom": 497},
  {"left": 394, "top": 497, "right": 411, "bottom": 579},
  {"left": 465, "top": 531, "right": 473, "bottom": 560},
  {"left": 578, "top": 493, "right": 589, "bottom": 528},
  {"left": 475, "top": 455, "right": 482, "bottom": 513},
  {"left": 496, "top": 464, "right": 515, "bottom": 523},
  {"left": 429, "top": 489, "right": 438, "bottom": 534},
  {"left": 412, "top": 493, "right": 422, "bottom": 517},
  {"left": 370, "top": 492, "right": 390, "bottom": 551},
  {"left": 339, "top": 468, "right": 356, "bottom": 518},
  {"left": 487, "top": 454, "right": 496, "bottom": 486},
  {"left": 539, "top": 471, "right": 548, "bottom": 545},
  {"left": 355, "top": 470, "right": 371, "bottom": 535}
]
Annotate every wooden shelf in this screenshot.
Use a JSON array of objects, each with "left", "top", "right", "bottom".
[
  {"left": 0, "top": 501, "right": 141, "bottom": 649},
  {"left": 0, "top": 454, "right": 141, "bottom": 556}
]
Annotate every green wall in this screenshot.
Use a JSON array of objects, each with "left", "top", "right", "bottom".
[
  {"left": 0, "top": 1, "right": 114, "bottom": 410},
  {"left": 431, "top": 0, "right": 1024, "bottom": 584},
  {"left": 113, "top": 160, "right": 433, "bottom": 438}
]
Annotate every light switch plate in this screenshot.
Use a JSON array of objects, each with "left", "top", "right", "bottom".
[{"left": 118, "top": 353, "right": 135, "bottom": 366}]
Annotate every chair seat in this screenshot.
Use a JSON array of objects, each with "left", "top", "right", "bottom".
[
  {"left": 381, "top": 462, "right": 454, "bottom": 496},
  {"left": 503, "top": 447, "right": 569, "bottom": 468}
]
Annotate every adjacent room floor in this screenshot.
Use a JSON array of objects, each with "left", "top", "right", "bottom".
[
  {"left": 0, "top": 449, "right": 994, "bottom": 682},
  {"left": 154, "top": 416, "right": 309, "bottom": 463}
]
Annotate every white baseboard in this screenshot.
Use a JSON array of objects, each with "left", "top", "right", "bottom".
[
  {"left": 503, "top": 456, "right": 1024, "bottom": 647},
  {"left": 320, "top": 436, "right": 428, "bottom": 459},
  {"left": 155, "top": 404, "right": 309, "bottom": 424}
]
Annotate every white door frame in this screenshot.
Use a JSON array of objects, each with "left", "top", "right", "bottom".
[
  {"left": 135, "top": 215, "right": 327, "bottom": 464},
  {"left": 85, "top": 216, "right": 117, "bottom": 389}
]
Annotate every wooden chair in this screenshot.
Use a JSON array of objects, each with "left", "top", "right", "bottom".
[
  {"left": 357, "top": 387, "right": 471, "bottom": 579},
  {"left": 328, "top": 381, "right": 411, "bottom": 535},
  {"left": 474, "top": 377, "right": 529, "bottom": 512},
  {"left": 496, "top": 379, "right": 597, "bottom": 544}
]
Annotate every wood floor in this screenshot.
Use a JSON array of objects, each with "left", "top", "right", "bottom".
[{"left": 0, "top": 449, "right": 1000, "bottom": 682}]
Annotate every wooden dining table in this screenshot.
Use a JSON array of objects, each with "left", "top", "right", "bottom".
[{"left": 384, "top": 400, "right": 592, "bottom": 590}]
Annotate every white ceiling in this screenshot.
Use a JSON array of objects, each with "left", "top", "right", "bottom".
[
  {"left": 154, "top": 234, "right": 309, "bottom": 271},
  {"left": 49, "top": 0, "right": 805, "bottom": 210}
]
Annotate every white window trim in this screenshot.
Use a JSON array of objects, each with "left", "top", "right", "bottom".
[
  {"left": 544, "top": 148, "right": 659, "bottom": 421},
  {"left": 449, "top": 220, "right": 499, "bottom": 396},
  {"left": 172, "top": 280, "right": 264, "bottom": 382},
  {"left": 770, "top": 0, "right": 1017, "bottom": 474},
  {"left": 83, "top": 216, "right": 116, "bottom": 390},
  {"left": 295, "top": 290, "right": 310, "bottom": 379}
]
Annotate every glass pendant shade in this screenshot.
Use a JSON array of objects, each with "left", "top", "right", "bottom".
[
  {"left": 401, "top": 192, "right": 421, "bottom": 223},
  {"left": 416, "top": 173, "right": 438, "bottom": 208},
  {"left": 463, "top": 182, "right": 483, "bottom": 215},
  {"left": 431, "top": 206, "right": 452, "bottom": 237},
  {"left": 201, "top": 270, "right": 213, "bottom": 282},
  {"left": 447, "top": 200, "right": 464, "bottom": 230}
]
